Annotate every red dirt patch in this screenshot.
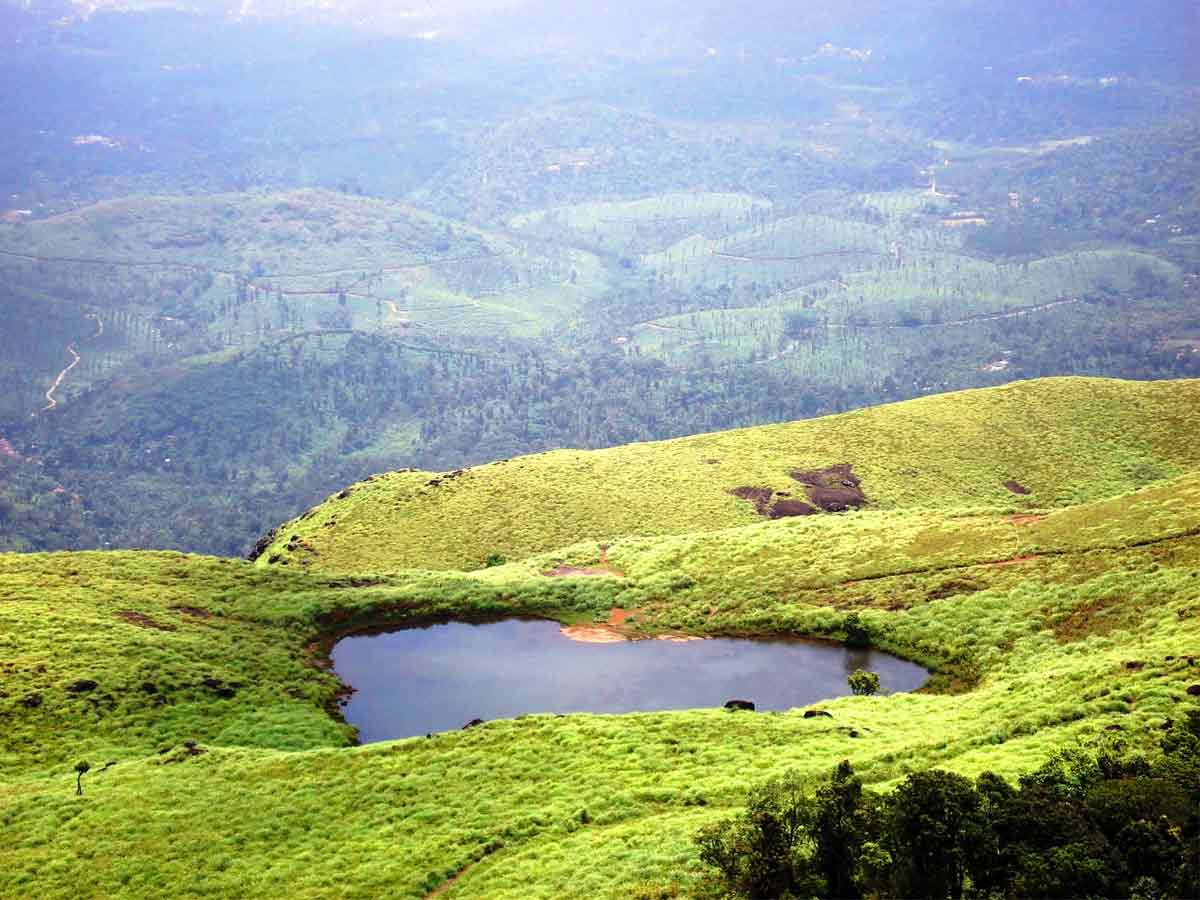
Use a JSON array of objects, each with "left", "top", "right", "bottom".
[
  {"left": 117, "top": 610, "right": 177, "bottom": 632},
  {"left": 1008, "top": 514, "right": 1045, "bottom": 526},
  {"left": 609, "top": 607, "right": 638, "bottom": 626},
  {"left": 560, "top": 607, "right": 646, "bottom": 643},
  {"left": 1003, "top": 479, "right": 1031, "bottom": 495},
  {"left": 791, "top": 464, "right": 867, "bottom": 512},
  {"left": 987, "top": 556, "right": 1038, "bottom": 568},
  {"left": 543, "top": 564, "right": 624, "bottom": 578}
]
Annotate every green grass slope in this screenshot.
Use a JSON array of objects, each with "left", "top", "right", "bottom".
[
  {"left": 259, "top": 377, "right": 1200, "bottom": 572},
  {"left": 3, "top": 462, "right": 1200, "bottom": 897}
]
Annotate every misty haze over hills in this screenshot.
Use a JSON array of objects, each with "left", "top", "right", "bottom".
[
  {"left": 5, "top": 0, "right": 1199, "bottom": 69},
  {"left": 2, "top": 3, "right": 1200, "bottom": 899}
]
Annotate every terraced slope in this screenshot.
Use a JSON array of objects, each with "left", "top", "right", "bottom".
[
  {"left": 0, "top": 189, "right": 611, "bottom": 339},
  {"left": 260, "top": 377, "right": 1200, "bottom": 572}
]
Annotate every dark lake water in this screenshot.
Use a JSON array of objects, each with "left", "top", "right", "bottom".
[{"left": 331, "top": 619, "right": 928, "bottom": 742}]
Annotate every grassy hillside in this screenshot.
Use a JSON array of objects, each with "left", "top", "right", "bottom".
[
  {"left": 260, "top": 377, "right": 1200, "bottom": 572},
  {"left": 3, "top": 424, "right": 1200, "bottom": 895}
]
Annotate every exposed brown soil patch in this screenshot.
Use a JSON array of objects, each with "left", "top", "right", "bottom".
[
  {"left": 1003, "top": 479, "right": 1031, "bottom": 495},
  {"left": 560, "top": 606, "right": 655, "bottom": 642},
  {"left": 1051, "top": 596, "right": 1124, "bottom": 643},
  {"left": 543, "top": 564, "right": 624, "bottom": 578},
  {"left": 927, "top": 579, "right": 983, "bottom": 601},
  {"left": 560, "top": 625, "right": 630, "bottom": 643},
  {"left": 117, "top": 610, "right": 177, "bottom": 631},
  {"left": 609, "top": 607, "right": 638, "bottom": 626},
  {"left": 770, "top": 499, "right": 818, "bottom": 518},
  {"left": 170, "top": 605, "right": 213, "bottom": 619},
  {"left": 733, "top": 466, "right": 864, "bottom": 519},
  {"left": 791, "top": 464, "right": 867, "bottom": 512},
  {"left": 1009, "top": 513, "right": 1045, "bottom": 526},
  {"left": 159, "top": 740, "right": 208, "bottom": 764},
  {"left": 987, "top": 556, "right": 1038, "bottom": 568}
]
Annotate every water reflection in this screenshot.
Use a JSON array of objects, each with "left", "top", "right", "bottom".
[{"left": 331, "top": 618, "right": 928, "bottom": 743}]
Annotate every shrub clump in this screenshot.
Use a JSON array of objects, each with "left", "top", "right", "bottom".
[
  {"left": 848, "top": 669, "right": 880, "bottom": 696},
  {"left": 694, "top": 710, "right": 1200, "bottom": 898}
]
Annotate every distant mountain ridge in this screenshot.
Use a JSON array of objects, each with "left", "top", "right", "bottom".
[{"left": 5, "top": 0, "right": 1197, "bottom": 78}]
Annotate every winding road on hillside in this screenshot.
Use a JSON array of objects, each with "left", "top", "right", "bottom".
[
  {"left": 710, "top": 247, "right": 891, "bottom": 263},
  {"left": 0, "top": 247, "right": 510, "bottom": 284},
  {"left": 1, "top": 243, "right": 516, "bottom": 414},
  {"left": 41, "top": 313, "right": 103, "bottom": 412}
]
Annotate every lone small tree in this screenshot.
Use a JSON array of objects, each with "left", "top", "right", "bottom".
[
  {"left": 848, "top": 669, "right": 880, "bottom": 696},
  {"left": 75, "top": 760, "right": 90, "bottom": 795}
]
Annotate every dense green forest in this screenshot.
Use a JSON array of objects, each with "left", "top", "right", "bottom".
[{"left": 696, "top": 718, "right": 1200, "bottom": 899}]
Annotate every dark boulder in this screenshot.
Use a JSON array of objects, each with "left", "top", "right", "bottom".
[
  {"left": 803, "top": 709, "right": 833, "bottom": 719},
  {"left": 66, "top": 679, "right": 98, "bottom": 694},
  {"left": 202, "top": 677, "right": 237, "bottom": 699},
  {"left": 245, "top": 528, "right": 278, "bottom": 562},
  {"left": 1187, "top": 684, "right": 1200, "bottom": 697},
  {"left": 21, "top": 692, "right": 42, "bottom": 708},
  {"left": 770, "top": 499, "right": 818, "bottom": 518},
  {"left": 724, "top": 699, "right": 755, "bottom": 711},
  {"left": 462, "top": 718, "right": 485, "bottom": 730}
]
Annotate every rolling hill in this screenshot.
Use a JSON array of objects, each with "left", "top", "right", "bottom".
[
  {"left": 3, "top": 377, "right": 1199, "bottom": 897},
  {"left": 259, "top": 376, "right": 1200, "bottom": 572}
]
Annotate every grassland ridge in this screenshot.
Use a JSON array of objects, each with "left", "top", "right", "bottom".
[{"left": 259, "top": 376, "right": 1200, "bottom": 573}]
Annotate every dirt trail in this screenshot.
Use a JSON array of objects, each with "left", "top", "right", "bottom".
[
  {"left": 631, "top": 296, "right": 1079, "bottom": 361},
  {"left": 42, "top": 313, "right": 102, "bottom": 412},
  {"left": 711, "top": 248, "right": 886, "bottom": 263},
  {"left": 735, "top": 298, "right": 1082, "bottom": 369},
  {"left": 820, "top": 298, "right": 1082, "bottom": 332},
  {"left": 426, "top": 864, "right": 477, "bottom": 898},
  {"left": 906, "top": 298, "right": 1081, "bottom": 329},
  {"left": 0, "top": 246, "right": 508, "bottom": 284},
  {"left": 560, "top": 604, "right": 637, "bottom": 643},
  {"left": 639, "top": 321, "right": 685, "bottom": 332}
]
